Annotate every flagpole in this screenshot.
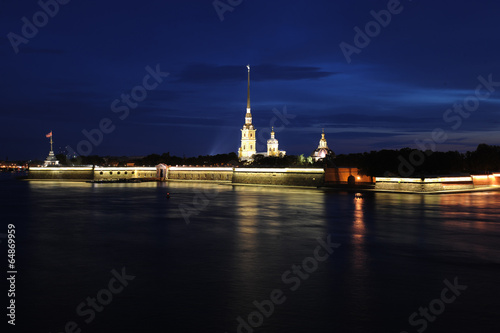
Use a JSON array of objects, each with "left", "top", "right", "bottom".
[{"left": 50, "top": 131, "right": 53, "bottom": 152}]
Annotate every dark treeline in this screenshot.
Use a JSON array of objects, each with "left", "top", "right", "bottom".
[
  {"left": 247, "top": 154, "right": 335, "bottom": 167},
  {"left": 336, "top": 144, "right": 500, "bottom": 176},
  {"left": 136, "top": 152, "right": 240, "bottom": 166}
]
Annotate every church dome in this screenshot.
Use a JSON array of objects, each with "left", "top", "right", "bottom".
[{"left": 311, "top": 130, "right": 334, "bottom": 161}]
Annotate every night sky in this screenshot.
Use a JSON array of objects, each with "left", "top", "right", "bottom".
[{"left": 2, "top": 0, "right": 500, "bottom": 160}]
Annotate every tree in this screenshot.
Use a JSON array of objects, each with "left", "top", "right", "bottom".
[{"left": 55, "top": 153, "right": 67, "bottom": 165}]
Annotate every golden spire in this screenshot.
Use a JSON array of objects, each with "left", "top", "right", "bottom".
[
  {"left": 319, "top": 129, "right": 328, "bottom": 149},
  {"left": 246, "top": 64, "right": 250, "bottom": 111}
]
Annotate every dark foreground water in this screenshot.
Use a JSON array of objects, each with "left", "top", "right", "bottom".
[{"left": 1, "top": 178, "right": 500, "bottom": 332}]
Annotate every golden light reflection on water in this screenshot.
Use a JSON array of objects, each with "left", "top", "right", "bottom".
[
  {"left": 27, "top": 180, "right": 161, "bottom": 190},
  {"left": 351, "top": 196, "right": 366, "bottom": 273},
  {"left": 368, "top": 191, "right": 500, "bottom": 264},
  {"left": 232, "top": 186, "right": 327, "bottom": 239},
  {"left": 232, "top": 188, "right": 274, "bottom": 303},
  {"left": 353, "top": 196, "right": 365, "bottom": 239},
  {"left": 235, "top": 192, "right": 260, "bottom": 238},
  {"left": 368, "top": 193, "right": 444, "bottom": 246},
  {"left": 439, "top": 192, "right": 500, "bottom": 228},
  {"left": 348, "top": 196, "right": 368, "bottom": 304},
  {"left": 27, "top": 180, "right": 91, "bottom": 189},
  {"left": 438, "top": 192, "right": 500, "bottom": 263},
  {"left": 231, "top": 186, "right": 329, "bottom": 303}
]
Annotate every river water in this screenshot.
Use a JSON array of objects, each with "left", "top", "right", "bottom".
[{"left": 2, "top": 178, "right": 500, "bottom": 332}]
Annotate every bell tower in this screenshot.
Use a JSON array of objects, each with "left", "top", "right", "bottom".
[
  {"left": 238, "top": 65, "right": 256, "bottom": 160},
  {"left": 267, "top": 127, "right": 279, "bottom": 156}
]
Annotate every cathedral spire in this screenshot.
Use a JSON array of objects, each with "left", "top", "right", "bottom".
[
  {"left": 246, "top": 64, "right": 251, "bottom": 111},
  {"left": 239, "top": 65, "right": 256, "bottom": 161},
  {"left": 244, "top": 65, "right": 252, "bottom": 125}
]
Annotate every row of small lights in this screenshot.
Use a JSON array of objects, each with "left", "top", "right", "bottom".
[{"left": 0, "top": 165, "right": 29, "bottom": 168}]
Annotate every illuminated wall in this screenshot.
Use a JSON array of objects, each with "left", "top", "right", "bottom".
[
  {"left": 30, "top": 165, "right": 499, "bottom": 191},
  {"left": 28, "top": 166, "right": 157, "bottom": 180},
  {"left": 167, "top": 167, "right": 234, "bottom": 182},
  {"left": 324, "top": 167, "right": 373, "bottom": 184},
  {"left": 375, "top": 177, "right": 475, "bottom": 192},
  {"left": 93, "top": 167, "right": 157, "bottom": 180},
  {"left": 471, "top": 174, "right": 500, "bottom": 187},
  {"left": 375, "top": 175, "right": 500, "bottom": 192},
  {"left": 232, "top": 168, "right": 324, "bottom": 187}
]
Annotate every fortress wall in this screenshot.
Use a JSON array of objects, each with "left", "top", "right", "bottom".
[
  {"left": 375, "top": 177, "right": 474, "bottom": 192},
  {"left": 167, "top": 167, "right": 234, "bottom": 182},
  {"left": 472, "top": 174, "right": 500, "bottom": 187},
  {"left": 28, "top": 167, "right": 157, "bottom": 180},
  {"left": 28, "top": 167, "right": 94, "bottom": 180},
  {"left": 94, "top": 167, "right": 157, "bottom": 180},
  {"left": 29, "top": 166, "right": 497, "bottom": 192},
  {"left": 324, "top": 167, "right": 373, "bottom": 184},
  {"left": 441, "top": 183, "right": 475, "bottom": 190},
  {"left": 165, "top": 167, "right": 323, "bottom": 186},
  {"left": 232, "top": 168, "right": 324, "bottom": 187}
]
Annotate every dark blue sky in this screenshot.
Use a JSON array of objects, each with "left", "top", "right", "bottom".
[{"left": 2, "top": 0, "right": 500, "bottom": 160}]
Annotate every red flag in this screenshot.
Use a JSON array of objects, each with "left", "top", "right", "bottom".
[{"left": 46, "top": 131, "right": 52, "bottom": 138}]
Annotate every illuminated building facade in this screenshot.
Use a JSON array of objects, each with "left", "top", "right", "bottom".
[
  {"left": 238, "top": 65, "right": 256, "bottom": 161},
  {"left": 238, "top": 66, "right": 286, "bottom": 160},
  {"left": 311, "top": 129, "right": 334, "bottom": 161},
  {"left": 266, "top": 127, "right": 286, "bottom": 157}
]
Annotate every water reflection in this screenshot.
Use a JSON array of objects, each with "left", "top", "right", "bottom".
[
  {"left": 346, "top": 195, "right": 368, "bottom": 313},
  {"left": 353, "top": 196, "right": 365, "bottom": 239},
  {"left": 438, "top": 192, "right": 500, "bottom": 263},
  {"left": 230, "top": 186, "right": 329, "bottom": 320},
  {"left": 351, "top": 194, "right": 367, "bottom": 277},
  {"left": 8, "top": 180, "right": 500, "bottom": 332},
  {"left": 439, "top": 192, "right": 500, "bottom": 226}
]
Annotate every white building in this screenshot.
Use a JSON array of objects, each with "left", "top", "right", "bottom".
[{"left": 266, "top": 127, "right": 286, "bottom": 157}]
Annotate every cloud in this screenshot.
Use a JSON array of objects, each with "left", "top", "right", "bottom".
[{"left": 175, "top": 63, "right": 336, "bottom": 83}]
